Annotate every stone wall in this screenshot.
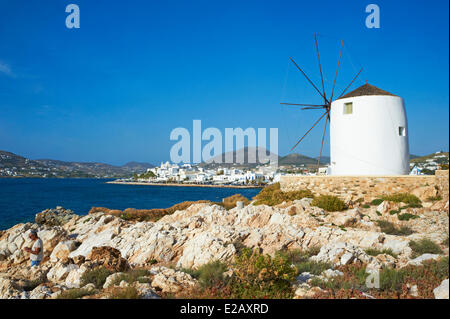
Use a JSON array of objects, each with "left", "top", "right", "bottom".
[{"left": 280, "top": 170, "right": 449, "bottom": 202}]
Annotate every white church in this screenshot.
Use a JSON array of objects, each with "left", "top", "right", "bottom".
[{"left": 328, "top": 83, "right": 410, "bottom": 176}]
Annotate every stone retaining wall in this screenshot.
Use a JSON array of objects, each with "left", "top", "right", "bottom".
[{"left": 280, "top": 170, "right": 449, "bottom": 202}]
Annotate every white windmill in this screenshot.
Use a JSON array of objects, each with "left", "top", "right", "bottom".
[{"left": 281, "top": 34, "right": 410, "bottom": 175}]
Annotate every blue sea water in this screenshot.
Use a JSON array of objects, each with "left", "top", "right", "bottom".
[{"left": 0, "top": 178, "right": 261, "bottom": 230}]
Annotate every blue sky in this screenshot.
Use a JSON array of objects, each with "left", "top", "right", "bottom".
[{"left": 0, "top": 0, "right": 448, "bottom": 165}]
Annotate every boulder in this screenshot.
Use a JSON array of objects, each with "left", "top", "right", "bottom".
[
  {"left": 49, "top": 240, "right": 78, "bottom": 263},
  {"left": 103, "top": 272, "right": 125, "bottom": 289},
  {"left": 406, "top": 254, "right": 440, "bottom": 266},
  {"left": 150, "top": 266, "right": 197, "bottom": 293},
  {"left": 47, "top": 263, "right": 79, "bottom": 282},
  {"left": 411, "top": 186, "right": 438, "bottom": 202}
]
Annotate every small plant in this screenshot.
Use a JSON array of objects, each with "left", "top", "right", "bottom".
[
  {"left": 311, "top": 195, "right": 346, "bottom": 212},
  {"left": 229, "top": 248, "right": 297, "bottom": 298},
  {"left": 185, "top": 260, "right": 228, "bottom": 288},
  {"left": 371, "top": 199, "right": 384, "bottom": 206},
  {"left": 376, "top": 211, "right": 382, "bottom": 216},
  {"left": 253, "top": 183, "right": 314, "bottom": 206},
  {"left": 364, "top": 248, "right": 398, "bottom": 258},
  {"left": 409, "top": 239, "right": 443, "bottom": 258},
  {"left": 380, "top": 193, "right": 421, "bottom": 206},
  {"left": 362, "top": 204, "right": 370, "bottom": 209},
  {"left": 221, "top": 194, "right": 250, "bottom": 210},
  {"left": 389, "top": 210, "right": 400, "bottom": 215},
  {"left": 110, "top": 269, "right": 151, "bottom": 286},
  {"left": 57, "top": 288, "right": 96, "bottom": 299},
  {"left": 427, "top": 195, "right": 442, "bottom": 202},
  {"left": 108, "top": 286, "right": 141, "bottom": 299},
  {"left": 376, "top": 220, "right": 414, "bottom": 236},
  {"left": 397, "top": 213, "right": 419, "bottom": 221},
  {"left": 80, "top": 266, "right": 114, "bottom": 289}
]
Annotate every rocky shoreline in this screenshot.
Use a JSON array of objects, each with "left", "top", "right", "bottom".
[{"left": 0, "top": 185, "right": 449, "bottom": 299}]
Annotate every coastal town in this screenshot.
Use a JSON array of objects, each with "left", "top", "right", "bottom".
[{"left": 110, "top": 151, "right": 449, "bottom": 187}]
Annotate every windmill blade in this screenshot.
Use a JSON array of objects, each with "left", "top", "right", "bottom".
[
  {"left": 301, "top": 106, "right": 326, "bottom": 110},
  {"left": 314, "top": 33, "right": 327, "bottom": 104},
  {"left": 290, "top": 111, "right": 328, "bottom": 152},
  {"left": 317, "top": 112, "right": 329, "bottom": 171},
  {"left": 329, "top": 40, "right": 344, "bottom": 103},
  {"left": 337, "top": 68, "right": 363, "bottom": 99},
  {"left": 289, "top": 56, "right": 329, "bottom": 104},
  {"left": 280, "top": 103, "right": 327, "bottom": 107}
]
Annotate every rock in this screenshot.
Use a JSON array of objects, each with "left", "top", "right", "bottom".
[
  {"left": 103, "top": 272, "right": 125, "bottom": 289},
  {"left": 433, "top": 279, "right": 449, "bottom": 299},
  {"left": 411, "top": 186, "right": 438, "bottom": 202},
  {"left": 0, "top": 277, "right": 22, "bottom": 299},
  {"left": 330, "top": 209, "right": 362, "bottom": 227},
  {"left": 50, "top": 240, "right": 78, "bottom": 263},
  {"left": 47, "top": 263, "right": 79, "bottom": 282},
  {"left": 407, "top": 254, "right": 440, "bottom": 266},
  {"left": 296, "top": 272, "right": 312, "bottom": 285},
  {"left": 407, "top": 284, "right": 418, "bottom": 297},
  {"left": 177, "top": 232, "right": 236, "bottom": 269},
  {"left": 311, "top": 242, "right": 375, "bottom": 267},
  {"left": 35, "top": 207, "right": 78, "bottom": 226},
  {"left": 377, "top": 201, "right": 390, "bottom": 215},
  {"left": 86, "top": 246, "right": 129, "bottom": 272},
  {"left": 294, "top": 285, "right": 324, "bottom": 299},
  {"left": 321, "top": 269, "right": 344, "bottom": 279},
  {"left": 150, "top": 266, "right": 197, "bottom": 293},
  {"left": 29, "top": 284, "right": 53, "bottom": 299},
  {"left": 68, "top": 228, "right": 117, "bottom": 258},
  {"left": 83, "top": 283, "right": 96, "bottom": 292},
  {"left": 134, "top": 282, "right": 160, "bottom": 299}
]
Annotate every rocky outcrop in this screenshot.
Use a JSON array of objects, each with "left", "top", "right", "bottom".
[
  {"left": 86, "top": 246, "right": 129, "bottom": 272},
  {"left": 35, "top": 207, "right": 78, "bottom": 226}
]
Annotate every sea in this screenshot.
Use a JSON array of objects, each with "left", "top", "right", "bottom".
[{"left": 0, "top": 178, "right": 261, "bottom": 230}]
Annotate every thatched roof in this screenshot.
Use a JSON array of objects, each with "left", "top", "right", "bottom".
[{"left": 337, "top": 83, "right": 397, "bottom": 100}]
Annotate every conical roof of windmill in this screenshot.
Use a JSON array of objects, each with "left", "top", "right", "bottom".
[{"left": 337, "top": 83, "right": 397, "bottom": 100}]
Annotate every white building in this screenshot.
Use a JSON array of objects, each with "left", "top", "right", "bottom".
[{"left": 329, "top": 83, "right": 410, "bottom": 175}]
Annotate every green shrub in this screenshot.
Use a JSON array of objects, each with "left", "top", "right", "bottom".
[
  {"left": 376, "top": 220, "right": 414, "bottom": 236},
  {"left": 108, "top": 286, "right": 140, "bottom": 299},
  {"left": 275, "top": 247, "right": 320, "bottom": 265},
  {"left": 409, "top": 239, "right": 443, "bottom": 258},
  {"left": 364, "top": 248, "right": 398, "bottom": 258},
  {"left": 371, "top": 199, "right": 384, "bottom": 206},
  {"left": 229, "top": 248, "right": 297, "bottom": 298},
  {"left": 380, "top": 193, "right": 421, "bottom": 206},
  {"left": 362, "top": 204, "right": 370, "bottom": 209},
  {"left": 397, "top": 213, "right": 419, "bottom": 221},
  {"left": 389, "top": 210, "right": 400, "bottom": 215},
  {"left": 376, "top": 211, "right": 382, "bottom": 216},
  {"left": 57, "top": 288, "right": 96, "bottom": 299},
  {"left": 427, "top": 195, "right": 442, "bottom": 202},
  {"left": 253, "top": 183, "right": 314, "bottom": 206},
  {"left": 186, "top": 260, "right": 228, "bottom": 288},
  {"left": 80, "top": 267, "right": 114, "bottom": 289},
  {"left": 110, "top": 269, "right": 151, "bottom": 286},
  {"left": 295, "top": 260, "right": 332, "bottom": 276},
  {"left": 311, "top": 195, "right": 346, "bottom": 212}
]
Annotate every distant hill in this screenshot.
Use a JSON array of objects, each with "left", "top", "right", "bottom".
[
  {"left": 0, "top": 150, "right": 154, "bottom": 178},
  {"left": 410, "top": 152, "right": 449, "bottom": 164},
  {"left": 121, "top": 162, "right": 155, "bottom": 170},
  {"left": 278, "top": 153, "right": 316, "bottom": 166},
  {"left": 199, "top": 147, "right": 278, "bottom": 169}
]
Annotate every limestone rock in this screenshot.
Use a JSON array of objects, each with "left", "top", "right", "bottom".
[
  {"left": 150, "top": 266, "right": 197, "bottom": 293},
  {"left": 433, "top": 279, "right": 449, "bottom": 299},
  {"left": 50, "top": 240, "right": 78, "bottom": 263}
]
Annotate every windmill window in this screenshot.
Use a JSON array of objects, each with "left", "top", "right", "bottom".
[
  {"left": 399, "top": 126, "right": 406, "bottom": 136},
  {"left": 343, "top": 102, "right": 353, "bottom": 114}
]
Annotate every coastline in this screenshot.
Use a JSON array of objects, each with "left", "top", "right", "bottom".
[{"left": 106, "top": 181, "right": 263, "bottom": 189}]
